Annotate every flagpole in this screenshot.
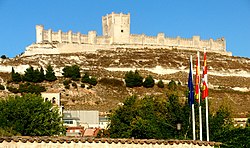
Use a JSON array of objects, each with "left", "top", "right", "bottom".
[
  {"left": 190, "top": 55, "right": 196, "bottom": 140},
  {"left": 197, "top": 51, "right": 202, "bottom": 141},
  {"left": 204, "top": 48, "right": 209, "bottom": 141}
]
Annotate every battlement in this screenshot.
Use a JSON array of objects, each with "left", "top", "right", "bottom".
[{"left": 24, "top": 12, "right": 230, "bottom": 56}]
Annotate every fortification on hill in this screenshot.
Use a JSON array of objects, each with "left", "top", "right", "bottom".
[{"left": 23, "top": 12, "right": 231, "bottom": 56}]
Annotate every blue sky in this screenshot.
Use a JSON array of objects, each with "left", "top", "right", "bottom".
[{"left": 0, "top": 0, "right": 250, "bottom": 58}]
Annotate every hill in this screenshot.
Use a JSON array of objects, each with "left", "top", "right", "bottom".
[{"left": 0, "top": 48, "right": 250, "bottom": 117}]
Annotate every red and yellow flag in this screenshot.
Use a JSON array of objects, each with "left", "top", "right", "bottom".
[
  {"left": 195, "top": 52, "right": 200, "bottom": 102},
  {"left": 202, "top": 50, "right": 208, "bottom": 99}
]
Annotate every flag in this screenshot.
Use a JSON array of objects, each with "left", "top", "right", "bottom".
[
  {"left": 195, "top": 52, "right": 200, "bottom": 102},
  {"left": 202, "top": 51, "right": 208, "bottom": 99},
  {"left": 188, "top": 60, "right": 194, "bottom": 107}
]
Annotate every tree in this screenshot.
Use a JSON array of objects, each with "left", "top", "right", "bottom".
[
  {"left": 45, "top": 64, "right": 57, "bottom": 82},
  {"left": 39, "top": 67, "right": 45, "bottom": 82},
  {"left": 11, "top": 67, "right": 22, "bottom": 83},
  {"left": 124, "top": 70, "right": 143, "bottom": 88},
  {"left": 109, "top": 94, "right": 190, "bottom": 139},
  {"left": 143, "top": 75, "right": 155, "bottom": 88},
  {"left": 168, "top": 80, "right": 177, "bottom": 90},
  {"left": 81, "top": 72, "right": 98, "bottom": 86},
  {"left": 1, "top": 55, "right": 7, "bottom": 59},
  {"left": 62, "top": 65, "right": 81, "bottom": 80},
  {"left": 0, "top": 94, "right": 65, "bottom": 136},
  {"left": 23, "top": 66, "right": 35, "bottom": 82},
  {"left": 157, "top": 80, "right": 164, "bottom": 88}
]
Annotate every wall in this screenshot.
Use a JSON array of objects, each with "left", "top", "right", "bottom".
[
  {"left": 0, "top": 137, "right": 220, "bottom": 148},
  {"left": 27, "top": 13, "right": 229, "bottom": 57}
]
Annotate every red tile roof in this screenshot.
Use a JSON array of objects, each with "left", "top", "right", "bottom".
[{"left": 0, "top": 137, "right": 221, "bottom": 146}]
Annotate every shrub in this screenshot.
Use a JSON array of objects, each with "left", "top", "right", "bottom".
[
  {"left": 1, "top": 55, "right": 7, "bottom": 59},
  {"left": 143, "top": 75, "right": 155, "bottom": 88},
  {"left": 80, "top": 84, "right": 85, "bottom": 88},
  {"left": 168, "top": 80, "right": 177, "bottom": 90},
  {"left": 157, "top": 80, "right": 164, "bottom": 88},
  {"left": 72, "top": 82, "right": 77, "bottom": 88},
  {"left": 64, "top": 85, "right": 70, "bottom": 89},
  {"left": 87, "top": 85, "right": 92, "bottom": 89},
  {"left": 7, "top": 86, "right": 19, "bottom": 94},
  {"left": 88, "top": 77, "right": 97, "bottom": 86},
  {"left": 19, "top": 83, "right": 46, "bottom": 94},
  {"left": 81, "top": 72, "right": 90, "bottom": 83},
  {"left": 0, "top": 84, "right": 5, "bottom": 90},
  {"left": 63, "top": 79, "right": 71, "bottom": 86}
]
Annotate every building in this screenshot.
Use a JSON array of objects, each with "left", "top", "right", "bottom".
[
  {"left": 23, "top": 12, "right": 231, "bottom": 56},
  {"left": 41, "top": 92, "right": 63, "bottom": 115},
  {"left": 63, "top": 110, "right": 99, "bottom": 128}
]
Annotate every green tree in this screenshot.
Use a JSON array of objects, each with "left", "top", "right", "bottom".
[
  {"left": 143, "top": 75, "right": 155, "bottom": 88},
  {"left": 109, "top": 94, "right": 190, "bottom": 139},
  {"left": 39, "top": 67, "right": 45, "bottom": 82},
  {"left": 23, "top": 66, "right": 35, "bottom": 82},
  {"left": 168, "top": 80, "right": 177, "bottom": 90},
  {"left": 45, "top": 64, "right": 57, "bottom": 82},
  {"left": 0, "top": 94, "right": 65, "bottom": 136},
  {"left": 62, "top": 65, "right": 81, "bottom": 80},
  {"left": 157, "top": 80, "right": 164, "bottom": 88},
  {"left": 11, "top": 67, "right": 22, "bottom": 83},
  {"left": 1, "top": 55, "right": 7, "bottom": 59},
  {"left": 81, "top": 72, "right": 90, "bottom": 83},
  {"left": 124, "top": 70, "right": 143, "bottom": 88}
]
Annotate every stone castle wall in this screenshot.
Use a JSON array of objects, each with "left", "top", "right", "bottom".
[{"left": 23, "top": 12, "right": 230, "bottom": 56}]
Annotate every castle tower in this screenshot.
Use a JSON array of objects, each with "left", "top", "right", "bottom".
[
  {"left": 102, "top": 12, "right": 130, "bottom": 44},
  {"left": 36, "top": 25, "right": 44, "bottom": 43}
]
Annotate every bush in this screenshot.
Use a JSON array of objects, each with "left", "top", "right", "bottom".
[
  {"left": 0, "top": 84, "right": 5, "bottom": 90},
  {"left": 157, "top": 80, "right": 164, "bottom": 88},
  {"left": 1, "top": 55, "right": 7, "bottom": 59},
  {"left": 64, "top": 85, "right": 70, "bottom": 89},
  {"left": 87, "top": 85, "right": 92, "bottom": 89},
  {"left": 63, "top": 79, "right": 71, "bottom": 86},
  {"left": 81, "top": 72, "right": 90, "bottom": 83},
  {"left": 81, "top": 72, "right": 98, "bottom": 86},
  {"left": 7, "top": 86, "right": 19, "bottom": 94},
  {"left": 168, "top": 80, "right": 177, "bottom": 90},
  {"left": 80, "top": 84, "right": 85, "bottom": 88},
  {"left": 143, "top": 75, "right": 155, "bottom": 88},
  {"left": 72, "top": 82, "right": 77, "bottom": 88},
  {"left": 88, "top": 77, "right": 97, "bottom": 86},
  {"left": 19, "top": 83, "right": 46, "bottom": 94}
]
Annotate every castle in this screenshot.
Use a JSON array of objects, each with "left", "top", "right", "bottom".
[{"left": 23, "top": 12, "right": 231, "bottom": 56}]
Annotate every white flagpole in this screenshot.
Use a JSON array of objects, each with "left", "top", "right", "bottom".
[
  {"left": 190, "top": 55, "right": 196, "bottom": 140},
  {"left": 204, "top": 48, "right": 209, "bottom": 141},
  {"left": 197, "top": 51, "right": 202, "bottom": 141}
]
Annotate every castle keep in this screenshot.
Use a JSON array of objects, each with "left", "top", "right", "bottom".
[{"left": 24, "top": 12, "right": 230, "bottom": 56}]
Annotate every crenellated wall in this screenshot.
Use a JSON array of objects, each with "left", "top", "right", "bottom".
[{"left": 24, "top": 12, "right": 230, "bottom": 56}]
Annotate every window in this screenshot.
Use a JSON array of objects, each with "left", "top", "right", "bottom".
[{"left": 52, "top": 97, "right": 56, "bottom": 104}]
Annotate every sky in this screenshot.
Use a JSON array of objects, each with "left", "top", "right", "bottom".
[{"left": 0, "top": 0, "right": 250, "bottom": 58}]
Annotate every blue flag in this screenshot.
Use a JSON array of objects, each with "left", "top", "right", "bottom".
[{"left": 188, "top": 61, "right": 194, "bottom": 107}]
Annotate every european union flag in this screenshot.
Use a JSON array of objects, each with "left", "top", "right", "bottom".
[{"left": 188, "top": 61, "right": 194, "bottom": 107}]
